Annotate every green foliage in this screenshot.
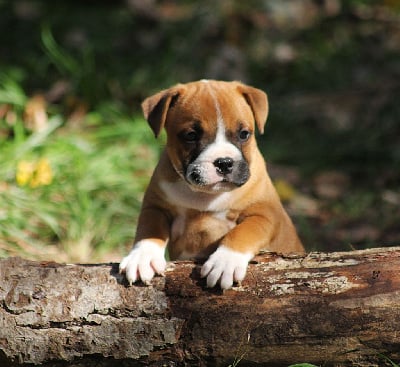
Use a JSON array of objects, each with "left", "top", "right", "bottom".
[
  {"left": 0, "top": 71, "right": 27, "bottom": 107},
  {"left": 1, "top": 118, "right": 158, "bottom": 259},
  {"left": 0, "top": 70, "right": 158, "bottom": 260}
]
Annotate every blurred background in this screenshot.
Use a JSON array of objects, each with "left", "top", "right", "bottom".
[{"left": 0, "top": 0, "right": 399, "bottom": 262}]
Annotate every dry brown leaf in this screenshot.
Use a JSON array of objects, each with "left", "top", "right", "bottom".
[{"left": 24, "top": 94, "right": 48, "bottom": 132}]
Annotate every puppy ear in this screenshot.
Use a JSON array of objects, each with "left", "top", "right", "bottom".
[
  {"left": 237, "top": 84, "right": 269, "bottom": 135},
  {"left": 141, "top": 87, "right": 181, "bottom": 137}
]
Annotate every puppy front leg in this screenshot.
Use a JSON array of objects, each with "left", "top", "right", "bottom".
[
  {"left": 201, "top": 215, "right": 273, "bottom": 290},
  {"left": 120, "top": 207, "right": 169, "bottom": 285}
]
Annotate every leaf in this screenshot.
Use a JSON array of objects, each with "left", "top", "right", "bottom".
[{"left": 41, "top": 25, "right": 80, "bottom": 76}]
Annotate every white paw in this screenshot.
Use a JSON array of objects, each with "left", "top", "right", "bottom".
[
  {"left": 119, "top": 240, "right": 166, "bottom": 285},
  {"left": 200, "top": 245, "right": 253, "bottom": 290}
]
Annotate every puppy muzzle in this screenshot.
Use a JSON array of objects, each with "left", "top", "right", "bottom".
[{"left": 186, "top": 158, "right": 250, "bottom": 191}]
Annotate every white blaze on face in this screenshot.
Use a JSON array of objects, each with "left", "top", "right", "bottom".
[
  {"left": 186, "top": 81, "right": 242, "bottom": 188},
  {"left": 201, "top": 80, "right": 242, "bottom": 161}
]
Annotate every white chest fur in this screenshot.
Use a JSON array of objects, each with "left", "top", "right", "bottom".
[
  {"left": 161, "top": 179, "right": 239, "bottom": 260},
  {"left": 159, "top": 179, "right": 234, "bottom": 212}
]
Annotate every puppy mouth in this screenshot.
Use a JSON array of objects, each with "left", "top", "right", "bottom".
[{"left": 185, "top": 161, "right": 250, "bottom": 192}]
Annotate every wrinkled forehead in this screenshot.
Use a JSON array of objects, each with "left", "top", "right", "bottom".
[{"left": 167, "top": 81, "right": 254, "bottom": 127}]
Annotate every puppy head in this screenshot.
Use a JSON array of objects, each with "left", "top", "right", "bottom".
[{"left": 142, "top": 80, "right": 268, "bottom": 193}]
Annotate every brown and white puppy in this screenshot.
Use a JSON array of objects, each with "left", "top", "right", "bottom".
[{"left": 120, "top": 80, "right": 304, "bottom": 289}]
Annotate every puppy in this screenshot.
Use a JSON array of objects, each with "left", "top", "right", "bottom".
[{"left": 120, "top": 80, "right": 304, "bottom": 289}]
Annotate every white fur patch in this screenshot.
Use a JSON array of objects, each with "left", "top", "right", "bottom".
[
  {"left": 200, "top": 245, "right": 253, "bottom": 290},
  {"left": 159, "top": 179, "right": 233, "bottom": 212},
  {"left": 195, "top": 81, "right": 242, "bottom": 170},
  {"left": 195, "top": 129, "right": 242, "bottom": 166},
  {"left": 119, "top": 240, "right": 166, "bottom": 285}
]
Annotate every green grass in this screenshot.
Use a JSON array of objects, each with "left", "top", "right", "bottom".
[{"left": 0, "top": 73, "right": 160, "bottom": 261}]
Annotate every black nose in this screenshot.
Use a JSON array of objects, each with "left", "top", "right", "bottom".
[{"left": 213, "top": 157, "right": 234, "bottom": 175}]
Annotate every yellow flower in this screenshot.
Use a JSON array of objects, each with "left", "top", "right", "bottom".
[
  {"left": 16, "top": 158, "right": 53, "bottom": 188},
  {"left": 16, "top": 160, "right": 35, "bottom": 187}
]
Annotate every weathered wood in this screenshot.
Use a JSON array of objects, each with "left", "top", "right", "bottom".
[{"left": 1, "top": 247, "right": 400, "bottom": 366}]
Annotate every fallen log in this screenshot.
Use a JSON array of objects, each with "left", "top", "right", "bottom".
[{"left": 1, "top": 247, "right": 400, "bottom": 367}]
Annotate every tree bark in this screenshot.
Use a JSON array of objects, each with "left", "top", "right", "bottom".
[{"left": 1, "top": 247, "right": 400, "bottom": 367}]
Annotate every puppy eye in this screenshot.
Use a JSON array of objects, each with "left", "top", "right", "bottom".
[
  {"left": 181, "top": 130, "right": 199, "bottom": 143},
  {"left": 238, "top": 129, "right": 251, "bottom": 142}
]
